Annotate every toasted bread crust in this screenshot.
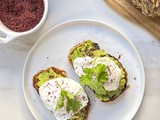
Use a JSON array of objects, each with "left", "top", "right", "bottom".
[
  {"left": 68, "top": 40, "right": 128, "bottom": 102},
  {"left": 83, "top": 100, "right": 90, "bottom": 120},
  {"left": 33, "top": 67, "right": 67, "bottom": 93}
]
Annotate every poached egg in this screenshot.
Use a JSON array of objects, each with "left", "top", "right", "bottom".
[
  {"left": 39, "top": 78, "right": 88, "bottom": 120},
  {"left": 73, "top": 56, "right": 122, "bottom": 91}
]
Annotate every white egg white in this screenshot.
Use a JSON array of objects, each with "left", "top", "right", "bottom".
[
  {"left": 73, "top": 56, "right": 122, "bottom": 91},
  {"left": 39, "top": 78, "right": 89, "bottom": 120}
]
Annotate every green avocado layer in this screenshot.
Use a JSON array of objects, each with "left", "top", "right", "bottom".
[
  {"left": 71, "top": 40, "right": 100, "bottom": 61},
  {"left": 69, "top": 106, "right": 88, "bottom": 120},
  {"left": 36, "top": 69, "right": 62, "bottom": 87},
  {"left": 71, "top": 40, "right": 127, "bottom": 101}
]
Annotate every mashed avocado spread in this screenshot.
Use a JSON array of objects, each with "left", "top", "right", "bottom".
[
  {"left": 71, "top": 40, "right": 100, "bottom": 61},
  {"left": 37, "top": 69, "right": 62, "bottom": 87},
  {"left": 69, "top": 107, "right": 88, "bottom": 120}
]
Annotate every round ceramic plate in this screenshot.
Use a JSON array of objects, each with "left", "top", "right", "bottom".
[{"left": 22, "top": 20, "right": 145, "bottom": 120}]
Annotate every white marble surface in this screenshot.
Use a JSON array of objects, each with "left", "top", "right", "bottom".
[{"left": 0, "top": 0, "right": 160, "bottom": 120}]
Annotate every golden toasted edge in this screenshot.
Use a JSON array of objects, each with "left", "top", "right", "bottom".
[{"left": 33, "top": 67, "right": 67, "bottom": 93}]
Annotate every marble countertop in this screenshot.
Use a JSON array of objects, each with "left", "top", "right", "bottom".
[{"left": 0, "top": 0, "right": 160, "bottom": 120}]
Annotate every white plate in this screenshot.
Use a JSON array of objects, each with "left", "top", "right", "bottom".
[{"left": 22, "top": 20, "right": 145, "bottom": 120}]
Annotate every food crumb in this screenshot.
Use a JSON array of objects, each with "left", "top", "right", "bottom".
[
  {"left": 118, "top": 54, "right": 123, "bottom": 60},
  {"left": 125, "top": 85, "right": 130, "bottom": 90},
  {"left": 51, "top": 111, "right": 53, "bottom": 114}
]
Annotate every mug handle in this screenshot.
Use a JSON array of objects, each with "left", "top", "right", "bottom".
[{"left": 0, "top": 33, "right": 17, "bottom": 44}]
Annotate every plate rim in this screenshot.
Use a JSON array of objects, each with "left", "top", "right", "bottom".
[{"left": 22, "top": 19, "right": 145, "bottom": 120}]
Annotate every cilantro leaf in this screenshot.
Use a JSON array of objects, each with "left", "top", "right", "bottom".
[
  {"left": 67, "top": 98, "right": 82, "bottom": 113},
  {"left": 98, "top": 72, "right": 108, "bottom": 82},
  {"left": 95, "top": 64, "right": 106, "bottom": 75},
  {"left": 56, "top": 92, "right": 64, "bottom": 110},
  {"left": 95, "top": 64, "right": 108, "bottom": 83},
  {"left": 80, "top": 64, "right": 108, "bottom": 95},
  {"left": 89, "top": 80, "right": 106, "bottom": 95},
  {"left": 66, "top": 92, "right": 74, "bottom": 99},
  {"left": 55, "top": 82, "right": 82, "bottom": 113},
  {"left": 80, "top": 68, "right": 93, "bottom": 85}
]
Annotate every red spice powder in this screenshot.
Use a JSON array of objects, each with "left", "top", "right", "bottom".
[{"left": 0, "top": 0, "right": 44, "bottom": 32}]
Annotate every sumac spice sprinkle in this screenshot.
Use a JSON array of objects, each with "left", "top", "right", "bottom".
[{"left": 0, "top": 0, "right": 44, "bottom": 32}]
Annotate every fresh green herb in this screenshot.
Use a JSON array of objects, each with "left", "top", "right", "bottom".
[
  {"left": 55, "top": 82, "right": 82, "bottom": 113},
  {"left": 80, "top": 64, "right": 108, "bottom": 95},
  {"left": 56, "top": 91, "right": 64, "bottom": 111},
  {"left": 66, "top": 95, "right": 82, "bottom": 113}
]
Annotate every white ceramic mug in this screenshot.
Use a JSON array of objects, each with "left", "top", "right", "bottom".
[{"left": 0, "top": 0, "right": 48, "bottom": 44}]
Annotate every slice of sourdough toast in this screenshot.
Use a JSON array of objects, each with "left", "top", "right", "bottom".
[
  {"left": 33, "top": 67, "right": 90, "bottom": 120},
  {"left": 68, "top": 40, "right": 128, "bottom": 102}
]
